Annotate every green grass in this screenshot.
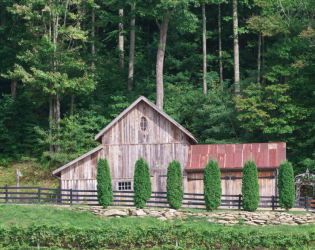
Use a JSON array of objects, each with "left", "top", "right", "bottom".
[{"left": 0, "top": 204, "right": 312, "bottom": 235}]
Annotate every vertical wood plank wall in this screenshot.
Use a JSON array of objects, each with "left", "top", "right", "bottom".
[{"left": 60, "top": 100, "right": 192, "bottom": 205}]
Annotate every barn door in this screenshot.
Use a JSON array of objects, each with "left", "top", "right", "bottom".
[{"left": 221, "top": 171, "right": 242, "bottom": 208}]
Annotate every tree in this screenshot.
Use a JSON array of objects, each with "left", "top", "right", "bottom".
[
  {"left": 133, "top": 158, "right": 151, "bottom": 208},
  {"left": 242, "top": 160, "right": 260, "bottom": 211},
  {"left": 203, "top": 158, "right": 222, "bottom": 211},
  {"left": 278, "top": 160, "right": 295, "bottom": 211},
  {"left": 202, "top": 3, "right": 207, "bottom": 94},
  {"left": 233, "top": 0, "right": 240, "bottom": 94},
  {"left": 128, "top": 3, "right": 135, "bottom": 91},
  {"left": 166, "top": 160, "right": 184, "bottom": 209},
  {"left": 137, "top": 0, "right": 198, "bottom": 110},
  {"left": 97, "top": 158, "right": 114, "bottom": 208},
  {"left": 119, "top": 8, "right": 124, "bottom": 75},
  {"left": 5, "top": 0, "right": 96, "bottom": 153}
]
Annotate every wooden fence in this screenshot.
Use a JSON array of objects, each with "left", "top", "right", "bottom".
[{"left": 0, "top": 186, "right": 314, "bottom": 212}]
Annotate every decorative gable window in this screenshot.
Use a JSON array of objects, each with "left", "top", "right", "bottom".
[
  {"left": 118, "top": 182, "right": 131, "bottom": 190},
  {"left": 140, "top": 116, "right": 148, "bottom": 132}
]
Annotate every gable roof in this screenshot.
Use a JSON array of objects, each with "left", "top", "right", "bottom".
[
  {"left": 52, "top": 145, "right": 103, "bottom": 175},
  {"left": 185, "top": 142, "right": 286, "bottom": 171},
  {"left": 94, "top": 96, "right": 198, "bottom": 143}
]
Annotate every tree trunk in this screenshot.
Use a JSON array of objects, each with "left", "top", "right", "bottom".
[
  {"left": 119, "top": 9, "right": 124, "bottom": 75},
  {"left": 257, "top": 32, "right": 261, "bottom": 84},
  {"left": 202, "top": 3, "right": 207, "bottom": 95},
  {"left": 233, "top": 0, "right": 240, "bottom": 94},
  {"left": 128, "top": 4, "right": 135, "bottom": 91},
  {"left": 70, "top": 94, "right": 74, "bottom": 124},
  {"left": 156, "top": 18, "right": 169, "bottom": 110},
  {"left": 261, "top": 35, "right": 265, "bottom": 86},
  {"left": 49, "top": 96, "right": 54, "bottom": 153},
  {"left": 218, "top": 4, "right": 223, "bottom": 84},
  {"left": 11, "top": 79, "right": 17, "bottom": 99},
  {"left": 55, "top": 94, "right": 60, "bottom": 152},
  {"left": 91, "top": 9, "right": 95, "bottom": 71},
  {"left": 1, "top": 9, "right": 6, "bottom": 26}
]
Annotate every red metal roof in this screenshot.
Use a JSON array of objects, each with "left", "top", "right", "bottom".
[{"left": 185, "top": 142, "right": 286, "bottom": 171}]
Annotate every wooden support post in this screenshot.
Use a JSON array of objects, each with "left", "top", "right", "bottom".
[
  {"left": 38, "top": 187, "right": 41, "bottom": 204},
  {"left": 16, "top": 169, "right": 19, "bottom": 198},
  {"left": 306, "top": 196, "right": 309, "bottom": 212},
  {"left": 70, "top": 189, "right": 73, "bottom": 206},
  {"left": 272, "top": 195, "right": 274, "bottom": 211},
  {"left": 5, "top": 185, "right": 8, "bottom": 203},
  {"left": 238, "top": 194, "right": 242, "bottom": 210}
]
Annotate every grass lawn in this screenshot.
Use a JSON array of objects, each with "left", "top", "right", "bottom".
[{"left": 0, "top": 204, "right": 312, "bottom": 234}]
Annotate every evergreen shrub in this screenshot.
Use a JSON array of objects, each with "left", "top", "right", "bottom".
[
  {"left": 242, "top": 159, "right": 260, "bottom": 211},
  {"left": 96, "top": 158, "right": 114, "bottom": 208},
  {"left": 166, "top": 160, "right": 184, "bottom": 209},
  {"left": 133, "top": 158, "right": 152, "bottom": 208},
  {"left": 278, "top": 160, "right": 295, "bottom": 211},
  {"left": 203, "top": 158, "right": 222, "bottom": 211}
]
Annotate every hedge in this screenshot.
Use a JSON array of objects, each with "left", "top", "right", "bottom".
[{"left": 0, "top": 224, "right": 315, "bottom": 249}]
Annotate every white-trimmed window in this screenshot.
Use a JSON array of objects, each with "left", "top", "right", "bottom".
[{"left": 118, "top": 182, "right": 131, "bottom": 190}]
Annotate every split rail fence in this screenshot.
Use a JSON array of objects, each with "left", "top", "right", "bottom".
[{"left": 0, "top": 186, "right": 314, "bottom": 212}]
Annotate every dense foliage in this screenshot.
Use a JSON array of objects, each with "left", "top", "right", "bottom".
[
  {"left": 96, "top": 158, "right": 114, "bottom": 208},
  {"left": 278, "top": 160, "right": 296, "bottom": 211},
  {"left": 203, "top": 159, "right": 222, "bottom": 211},
  {"left": 0, "top": 224, "right": 315, "bottom": 249},
  {"left": 166, "top": 160, "right": 184, "bottom": 209},
  {"left": 133, "top": 158, "right": 151, "bottom": 208},
  {"left": 0, "top": 0, "right": 315, "bottom": 182},
  {"left": 242, "top": 160, "right": 260, "bottom": 211}
]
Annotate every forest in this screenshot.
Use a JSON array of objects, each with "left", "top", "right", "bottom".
[{"left": 0, "top": 0, "right": 314, "bottom": 176}]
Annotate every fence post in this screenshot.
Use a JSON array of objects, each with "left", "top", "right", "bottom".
[
  {"left": 238, "top": 194, "right": 241, "bottom": 210},
  {"left": 70, "top": 189, "right": 73, "bottom": 206},
  {"left": 306, "top": 196, "right": 309, "bottom": 212},
  {"left": 272, "top": 195, "right": 274, "bottom": 211},
  {"left": 38, "top": 187, "right": 41, "bottom": 204},
  {"left": 5, "top": 185, "right": 8, "bottom": 203}
]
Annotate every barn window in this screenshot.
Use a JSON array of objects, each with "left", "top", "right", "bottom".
[
  {"left": 140, "top": 116, "right": 148, "bottom": 132},
  {"left": 118, "top": 182, "right": 131, "bottom": 190}
]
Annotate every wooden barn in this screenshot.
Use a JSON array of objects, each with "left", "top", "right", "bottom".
[{"left": 52, "top": 96, "right": 286, "bottom": 204}]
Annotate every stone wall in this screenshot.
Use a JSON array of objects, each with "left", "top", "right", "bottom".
[{"left": 71, "top": 207, "right": 315, "bottom": 226}]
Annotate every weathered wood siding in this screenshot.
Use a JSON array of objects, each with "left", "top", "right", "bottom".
[
  {"left": 187, "top": 170, "right": 277, "bottom": 208},
  {"left": 60, "top": 100, "right": 192, "bottom": 203},
  {"left": 102, "top": 101, "right": 192, "bottom": 194}
]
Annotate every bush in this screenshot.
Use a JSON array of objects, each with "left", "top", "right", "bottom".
[
  {"left": 166, "top": 160, "right": 184, "bottom": 209},
  {"left": 242, "top": 160, "right": 260, "bottom": 211},
  {"left": 133, "top": 158, "right": 151, "bottom": 208},
  {"left": 278, "top": 160, "right": 295, "bottom": 211},
  {"left": 203, "top": 158, "right": 222, "bottom": 211},
  {"left": 96, "top": 158, "right": 113, "bottom": 208}
]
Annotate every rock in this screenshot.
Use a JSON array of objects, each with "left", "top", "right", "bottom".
[
  {"left": 174, "top": 212, "right": 183, "bottom": 216},
  {"left": 225, "top": 223, "right": 236, "bottom": 226},
  {"left": 296, "top": 220, "right": 306, "bottom": 224},
  {"left": 229, "top": 221, "right": 239, "bottom": 224},
  {"left": 104, "top": 209, "right": 127, "bottom": 217},
  {"left": 115, "top": 216, "right": 121, "bottom": 218},
  {"left": 169, "top": 209, "right": 177, "bottom": 213},
  {"left": 143, "top": 209, "right": 150, "bottom": 214},
  {"left": 258, "top": 216, "right": 269, "bottom": 220},
  {"left": 163, "top": 211, "right": 174, "bottom": 218},
  {"left": 136, "top": 210, "right": 147, "bottom": 216},
  {"left": 221, "top": 217, "right": 235, "bottom": 221},
  {"left": 207, "top": 218, "right": 216, "bottom": 223},
  {"left": 157, "top": 217, "right": 168, "bottom": 221},
  {"left": 244, "top": 221, "right": 258, "bottom": 226}
]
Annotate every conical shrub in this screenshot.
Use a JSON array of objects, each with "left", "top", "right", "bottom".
[
  {"left": 96, "top": 158, "right": 113, "bottom": 208},
  {"left": 133, "top": 158, "right": 152, "bottom": 208},
  {"left": 203, "top": 158, "right": 222, "bottom": 211},
  {"left": 242, "top": 159, "right": 260, "bottom": 211},
  {"left": 278, "top": 160, "right": 295, "bottom": 211},
  {"left": 166, "top": 160, "right": 184, "bottom": 209}
]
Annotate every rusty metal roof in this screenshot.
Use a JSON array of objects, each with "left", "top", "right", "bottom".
[{"left": 185, "top": 142, "right": 286, "bottom": 171}]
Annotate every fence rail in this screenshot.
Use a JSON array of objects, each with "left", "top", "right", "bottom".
[{"left": 0, "top": 186, "right": 314, "bottom": 211}]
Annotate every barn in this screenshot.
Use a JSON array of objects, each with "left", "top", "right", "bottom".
[{"left": 52, "top": 96, "right": 286, "bottom": 204}]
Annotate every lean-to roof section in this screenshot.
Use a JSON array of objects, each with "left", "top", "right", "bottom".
[
  {"left": 52, "top": 145, "right": 103, "bottom": 175},
  {"left": 94, "top": 96, "right": 198, "bottom": 144},
  {"left": 185, "top": 142, "right": 286, "bottom": 171}
]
